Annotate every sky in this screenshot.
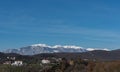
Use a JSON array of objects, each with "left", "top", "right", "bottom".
[{"left": 0, "top": 0, "right": 120, "bottom": 50}]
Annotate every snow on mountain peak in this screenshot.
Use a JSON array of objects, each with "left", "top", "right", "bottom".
[
  {"left": 30, "top": 44, "right": 83, "bottom": 49},
  {"left": 86, "top": 48, "right": 110, "bottom": 51},
  {"left": 31, "top": 44, "right": 51, "bottom": 47},
  {"left": 102, "top": 48, "right": 110, "bottom": 51},
  {"left": 52, "top": 45, "right": 62, "bottom": 48},
  {"left": 52, "top": 45, "right": 82, "bottom": 49},
  {"left": 29, "top": 44, "right": 110, "bottom": 51},
  {"left": 86, "top": 48, "right": 95, "bottom": 51},
  {"left": 63, "top": 45, "right": 83, "bottom": 49}
]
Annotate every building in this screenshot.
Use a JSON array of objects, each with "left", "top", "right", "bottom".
[
  {"left": 7, "top": 56, "right": 16, "bottom": 60},
  {"left": 11, "top": 61, "right": 23, "bottom": 66},
  {"left": 69, "top": 60, "right": 74, "bottom": 66},
  {"left": 41, "top": 59, "right": 50, "bottom": 64}
]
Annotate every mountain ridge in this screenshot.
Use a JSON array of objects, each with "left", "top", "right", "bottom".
[{"left": 4, "top": 44, "right": 109, "bottom": 55}]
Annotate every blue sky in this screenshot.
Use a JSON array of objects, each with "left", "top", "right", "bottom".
[{"left": 0, "top": 0, "right": 120, "bottom": 50}]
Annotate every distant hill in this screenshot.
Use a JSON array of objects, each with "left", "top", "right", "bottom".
[{"left": 33, "top": 50, "right": 120, "bottom": 61}]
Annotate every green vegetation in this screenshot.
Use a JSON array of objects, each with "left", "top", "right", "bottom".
[{"left": 0, "top": 58, "right": 120, "bottom": 72}]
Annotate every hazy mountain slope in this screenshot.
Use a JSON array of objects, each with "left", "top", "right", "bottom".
[
  {"left": 4, "top": 44, "right": 109, "bottom": 55},
  {"left": 4, "top": 44, "right": 87, "bottom": 55}
]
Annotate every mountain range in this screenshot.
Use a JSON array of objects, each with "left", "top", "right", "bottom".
[
  {"left": 0, "top": 49, "right": 120, "bottom": 61},
  {"left": 4, "top": 44, "right": 109, "bottom": 55}
]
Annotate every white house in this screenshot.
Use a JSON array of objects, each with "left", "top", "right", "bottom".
[
  {"left": 11, "top": 61, "right": 23, "bottom": 66},
  {"left": 7, "top": 56, "right": 16, "bottom": 60},
  {"left": 41, "top": 59, "right": 50, "bottom": 64}
]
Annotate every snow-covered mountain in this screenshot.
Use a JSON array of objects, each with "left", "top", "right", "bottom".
[
  {"left": 4, "top": 44, "right": 109, "bottom": 55},
  {"left": 86, "top": 48, "right": 110, "bottom": 51}
]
